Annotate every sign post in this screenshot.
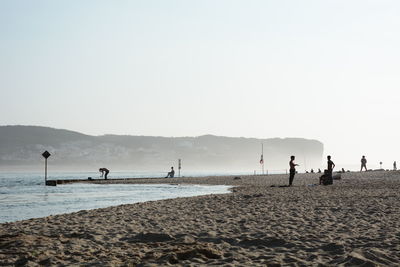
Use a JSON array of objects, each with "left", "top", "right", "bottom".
[
  {"left": 178, "top": 159, "right": 182, "bottom": 177},
  {"left": 42, "top": 151, "right": 51, "bottom": 185}
]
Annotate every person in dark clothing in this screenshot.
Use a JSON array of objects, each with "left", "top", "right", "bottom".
[
  {"left": 165, "top": 167, "right": 175, "bottom": 178},
  {"left": 326, "top": 155, "right": 335, "bottom": 185},
  {"left": 99, "top": 168, "right": 109, "bottom": 179},
  {"left": 360, "top": 156, "right": 367, "bottom": 172},
  {"left": 289, "top": 155, "right": 299, "bottom": 186},
  {"left": 319, "top": 170, "right": 329, "bottom": 185}
]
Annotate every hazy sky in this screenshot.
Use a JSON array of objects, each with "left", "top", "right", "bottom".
[{"left": 1, "top": 0, "right": 399, "bottom": 169}]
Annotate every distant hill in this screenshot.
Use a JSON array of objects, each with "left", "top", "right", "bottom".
[{"left": 0, "top": 125, "right": 323, "bottom": 172}]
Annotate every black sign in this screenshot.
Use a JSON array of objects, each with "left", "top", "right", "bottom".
[{"left": 42, "top": 151, "right": 51, "bottom": 159}]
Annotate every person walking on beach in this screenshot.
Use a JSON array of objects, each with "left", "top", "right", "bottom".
[
  {"left": 99, "top": 168, "right": 109, "bottom": 179},
  {"left": 165, "top": 166, "right": 175, "bottom": 178},
  {"left": 360, "top": 156, "right": 367, "bottom": 172},
  {"left": 289, "top": 155, "right": 299, "bottom": 186},
  {"left": 327, "top": 155, "right": 335, "bottom": 185}
]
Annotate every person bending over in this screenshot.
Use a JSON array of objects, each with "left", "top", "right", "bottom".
[{"left": 99, "top": 168, "right": 109, "bottom": 180}]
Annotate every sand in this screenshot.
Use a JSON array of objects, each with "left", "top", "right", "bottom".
[{"left": 1, "top": 171, "right": 400, "bottom": 266}]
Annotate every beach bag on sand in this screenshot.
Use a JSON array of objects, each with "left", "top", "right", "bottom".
[
  {"left": 320, "top": 174, "right": 333, "bottom": 186},
  {"left": 324, "top": 177, "right": 333, "bottom": 185}
]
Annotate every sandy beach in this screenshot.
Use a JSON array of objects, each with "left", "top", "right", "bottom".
[{"left": 1, "top": 171, "right": 400, "bottom": 266}]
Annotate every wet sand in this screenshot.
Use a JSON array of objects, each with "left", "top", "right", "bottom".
[{"left": 1, "top": 171, "right": 400, "bottom": 266}]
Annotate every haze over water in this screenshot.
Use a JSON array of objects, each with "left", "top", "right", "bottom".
[{"left": 1, "top": 1, "right": 399, "bottom": 168}]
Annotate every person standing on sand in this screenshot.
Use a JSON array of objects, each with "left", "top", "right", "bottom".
[
  {"left": 360, "top": 156, "right": 367, "bottom": 172},
  {"left": 99, "top": 168, "right": 109, "bottom": 179},
  {"left": 327, "top": 155, "right": 335, "bottom": 184},
  {"left": 289, "top": 155, "right": 299, "bottom": 186},
  {"left": 394, "top": 161, "right": 397, "bottom": 171}
]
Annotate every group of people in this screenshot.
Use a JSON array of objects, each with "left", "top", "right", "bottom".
[
  {"left": 98, "top": 154, "right": 398, "bottom": 184},
  {"left": 97, "top": 167, "right": 176, "bottom": 180},
  {"left": 360, "top": 156, "right": 397, "bottom": 172},
  {"left": 289, "top": 155, "right": 399, "bottom": 186},
  {"left": 289, "top": 155, "right": 335, "bottom": 186}
]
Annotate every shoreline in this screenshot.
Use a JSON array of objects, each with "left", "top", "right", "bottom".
[
  {"left": 1, "top": 171, "right": 400, "bottom": 266},
  {"left": 1, "top": 181, "right": 233, "bottom": 225}
]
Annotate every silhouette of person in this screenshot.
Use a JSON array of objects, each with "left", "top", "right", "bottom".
[
  {"left": 165, "top": 167, "right": 175, "bottom": 178},
  {"left": 318, "top": 168, "right": 322, "bottom": 173},
  {"left": 289, "top": 155, "right": 299, "bottom": 186},
  {"left": 394, "top": 161, "right": 397, "bottom": 171},
  {"left": 360, "top": 156, "right": 367, "bottom": 172},
  {"left": 319, "top": 170, "right": 329, "bottom": 185},
  {"left": 99, "top": 168, "right": 109, "bottom": 179},
  {"left": 327, "top": 155, "right": 335, "bottom": 184}
]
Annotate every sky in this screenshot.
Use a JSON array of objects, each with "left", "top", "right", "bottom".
[{"left": 1, "top": 0, "right": 399, "bottom": 170}]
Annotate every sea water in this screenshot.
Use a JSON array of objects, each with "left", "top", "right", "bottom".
[{"left": 0, "top": 171, "right": 233, "bottom": 223}]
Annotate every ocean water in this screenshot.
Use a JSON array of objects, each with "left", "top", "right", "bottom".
[{"left": 0, "top": 171, "right": 232, "bottom": 223}]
